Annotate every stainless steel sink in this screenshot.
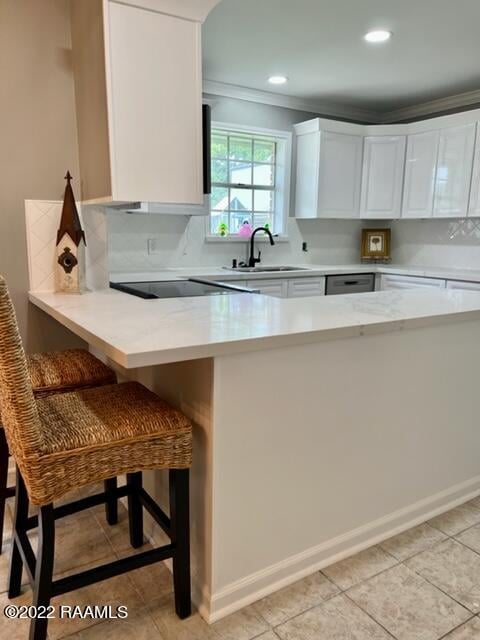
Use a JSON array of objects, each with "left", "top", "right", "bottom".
[{"left": 223, "top": 266, "right": 309, "bottom": 273}]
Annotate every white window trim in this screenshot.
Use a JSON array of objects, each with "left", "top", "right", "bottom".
[{"left": 205, "top": 122, "right": 292, "bottom": 242}]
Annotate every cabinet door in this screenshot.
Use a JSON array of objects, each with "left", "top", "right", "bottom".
[
  {"left": 360, "top": 136, "right": 406, "bottom": 218},
  {"left": 107, "top": 1, "right": 203, "bottom": 204},
  {"left": 317, "top": 132, "right": 363, "bottom": 218},
  {"left": 433, "top": 123, "right": 476, "bottom": 218},
  {"left": 380, "top": 274, "right": 446, "bottom": 290},
  {"left": 446, "top": 279, "right": 480, "bottom": 291},
  {"left": 287, "top": 277, "right": 325, "bottom": 298},
  {"left": 246, "top": 279, "right": 288, "bottom": 298},
  {"left": 402, "top": 131, "right": 439, "bottom": 218},
  {"left": 468, "top": 124, "right": 480, "bottom": 216},
  {"left": 295, "top": 132, "right": 320, "bottom": 218}
]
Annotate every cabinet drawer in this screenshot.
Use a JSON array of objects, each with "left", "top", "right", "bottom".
[
  {"left": 287, "top": 277, "right": 325, "bottom": 298},
  {"left": 246, "top": 279, "right": 289, "bottom": 298},
  {"left": 381, "top": 274, "right": 446, "bottom": 290},
  {"left": 446, "top": 279, "right": 480, "bottom": 291}
]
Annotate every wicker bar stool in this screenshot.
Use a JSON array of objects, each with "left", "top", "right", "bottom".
[
  {"left": 0, "top": 276, "right": 193, "bottom": 640},
  {"left": 0, "top": 349, "right": 118, "bottom": 554}
]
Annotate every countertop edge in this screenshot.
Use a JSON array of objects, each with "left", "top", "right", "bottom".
[{"left": 29, "top": 290, "right": 480, "bottom": 368}]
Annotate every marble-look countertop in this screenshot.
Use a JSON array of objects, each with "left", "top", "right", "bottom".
[
  {"left": 109, "top": 263, "right": 480, "bottom": 284},
  {"left": 29, "top": 287, "right": 480, "bottom": 368}
]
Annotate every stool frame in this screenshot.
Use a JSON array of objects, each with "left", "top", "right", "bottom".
[{"left": 8, "top": 467, "right": 191, "bottom": 640}]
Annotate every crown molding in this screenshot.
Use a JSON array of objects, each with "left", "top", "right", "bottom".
[
  {"left": 204, "top": 80, "right": 480, "bottom": 125},
  {"left": 382, "top": 89, "right": 480, "bottom": 123},
  {"left": 111, "top": 0, "right": 221, "bottom": 22},
  {"left": 203, "top": 80, "right": 381, "bottom": 124}
]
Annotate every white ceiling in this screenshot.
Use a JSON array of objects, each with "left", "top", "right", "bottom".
[{"left": 202, "top": 0, "right": 480, "bottom": 119}]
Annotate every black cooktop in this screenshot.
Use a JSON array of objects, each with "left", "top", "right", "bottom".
[{"left": 110, "top": 279, "right": 253, "bottom": 299}]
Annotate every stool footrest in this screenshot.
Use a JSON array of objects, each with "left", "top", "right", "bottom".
[
  {"left": 52, "top": 543, "right": 175, "bottom": 597},
  {"left": 26, "top": 484, "right": 130, "bottom": 530}
]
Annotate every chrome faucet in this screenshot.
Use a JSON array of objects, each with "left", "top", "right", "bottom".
[{"left": 248, "top": 227, "right": 275, "bottom": 267}]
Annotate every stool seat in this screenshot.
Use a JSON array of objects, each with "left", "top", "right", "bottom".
[
  {"left": 0, "top": 348, "right": 118, "bottom": 552},
  {"left": 28, "top": 349, "right": 116, "bottom": 397},
  {"left": 23, "top": 382, "right": 192, "bottom": 505}
]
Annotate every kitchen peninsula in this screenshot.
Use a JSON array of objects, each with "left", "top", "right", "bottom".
[{"left": 30, "top": 284, "right": 480, "bottom": 622}]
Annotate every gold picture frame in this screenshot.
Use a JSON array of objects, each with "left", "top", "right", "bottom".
[{"left": 361, "top": 228, "right": 391, "bottom": 262}]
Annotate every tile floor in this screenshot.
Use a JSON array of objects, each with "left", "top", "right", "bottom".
[{"left": 2, "top": 488, "right": 480, "bottom": 639}]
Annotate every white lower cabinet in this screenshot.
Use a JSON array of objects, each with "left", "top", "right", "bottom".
[
  {"left": 287, "top": 277, "right": 325, "bottom": 298},
  {"left": 245, "top": 277, "right": 326, "bottom": 298},
  {"left": 446, "top": 279, "right": 480, "bottom": 291},
  {"left": 233, "top": 273, "right": 480, "bottom": 297},
  {"left": 246, "top": 279, "right": 289, "bottom": 298},
  {"left": 380, "top": 274, "right": 446, "bottom": 291}
]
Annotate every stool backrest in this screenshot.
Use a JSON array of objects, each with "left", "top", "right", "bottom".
[{"left": 0, "top": 276, "right": 43, "bottom": 458}]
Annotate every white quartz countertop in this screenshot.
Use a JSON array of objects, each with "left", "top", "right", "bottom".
[
  {"left": 29, "top": 287, "right": 480, "bottom": 368},
  {"left": 109, "top": 263, "right": 480, "bottom": 284}
]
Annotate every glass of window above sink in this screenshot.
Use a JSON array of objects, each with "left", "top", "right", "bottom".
[{"left": 224, "top": 266, "right": 309, "bottom": 272}]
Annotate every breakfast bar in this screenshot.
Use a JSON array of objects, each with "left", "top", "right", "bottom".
[{"left": 29, "top": 287, "right": 480, "bottom": 622}]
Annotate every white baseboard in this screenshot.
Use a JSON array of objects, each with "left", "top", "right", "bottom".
[{"left": 204, "top": 475, "right": 480, "bottom": 623}]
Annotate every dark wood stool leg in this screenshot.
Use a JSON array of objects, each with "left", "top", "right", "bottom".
[
  {"left": 0, "top": 429, "right": 9, "bottom": 554},
  {"left": 8, "top": 467, "right": 29, "bottom": 597},
  {"left": 127, "top": 472, "right": 143, "bottom": 548},
  {"left": 29, "top": 504, "right": 55, "bottom": 640},
  {"left": 169, "top": 469, "right": 191, "bottom": 619},
  {"left": 104, "top": 478, "right": 118, "bottom": 525}
]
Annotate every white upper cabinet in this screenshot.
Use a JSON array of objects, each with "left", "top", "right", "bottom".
[
  {"left": 317, "top": 132, "right": 363, "bottom": 218},
  {"left": 433, "top": 123, "right": 476, "bottom": 217},
  {"left": 71, "top": 0, "right": 204, "bottom": 205},
  {"left": 402, "top": 130, "right": 439, "bottom": 218},
  {"left": 294, "top": 128, "right": 320, "bottom": 219},
  {"left": 296, "top": 110, "right": 480, "bottom": 220},
  {"left": 360, "top": 136, "right": 406, "bottom": 218},
  {"left": 468, "top": 124, "right": 480, "bottom": 216},
  {"left": 294, "top": 120, "right": 363, "bottom": 219}
]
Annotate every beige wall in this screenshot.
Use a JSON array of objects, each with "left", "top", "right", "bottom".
[{"left": 0, "top": 0, "right": 85, "bottom": 352}]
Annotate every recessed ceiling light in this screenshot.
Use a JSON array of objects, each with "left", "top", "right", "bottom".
[
  {"left": 364, "top": 29, "right": 392, "bottom": 43},
  {"left": 268, "top": 75, "right": 288, "bottom": 85}
]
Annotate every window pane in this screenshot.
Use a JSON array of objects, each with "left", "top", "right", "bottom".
[
  {"left": 231, "top": 212, "right": 252, "bottom": 234},
  {"left": 212, "top": 159, "right": 228, "bottom": 183},
  {"left": 230, "top": 161, "right": 252, "bottom": 185},
  {"left": 212, "top": 133, "right": 227, "bottom": 159},
  {"left": 229, "top": 137, "right": 252, "bottom": 161},
  {"left": 230, "top": 187, "right": 252, "bottom": 212},
  {"left": 210, "top": 212, "right": 229, "bottom": 236},
  {"left": 254, "top": 189, "right": 274, "bottom": 212},
  {"left": 211, "top": 186, "right": 228, "bottom": 211},
  {"left": 253, "top": 213, "right": 273, "bottom": 229},
  {"left": 253, "top": 163, "right": 274, "bottom": 187},
  {"left": 254, "top": 140, "right": 275, "bottom": 163}
]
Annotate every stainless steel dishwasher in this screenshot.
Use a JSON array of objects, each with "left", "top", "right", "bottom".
[{"left": 325, "top": 273, "right": 375, "bottom": 295}]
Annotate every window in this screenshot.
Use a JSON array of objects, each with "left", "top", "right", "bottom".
[{"left": 208, "top": 124, "right": 291, "bottom": 238}]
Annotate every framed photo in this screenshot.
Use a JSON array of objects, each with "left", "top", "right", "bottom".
[{"left": 361, "top": 228, "right": 391, "bottom": 262}]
